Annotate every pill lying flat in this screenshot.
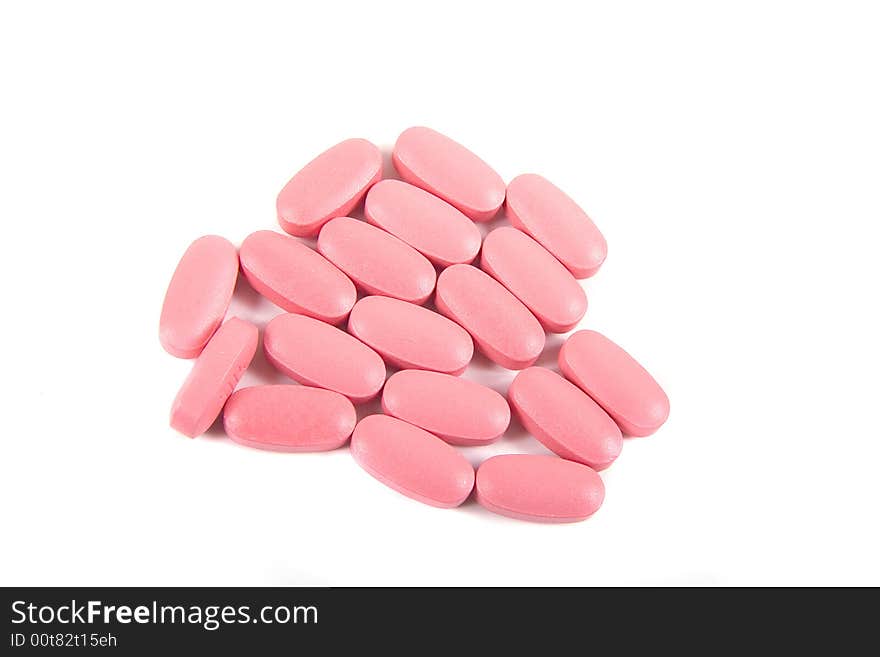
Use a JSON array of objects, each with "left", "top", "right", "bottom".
[
  {"left": 508, "top": 367, "right": 622, "bottom": 470},
  {"left": 239, "top": 230, "right": 356, "bottom": 324},
  {"left": 392, "top": 126, "right": 505, "bottom": 222},
  {"left": 159, "top": 235, "right": 238, "bottom": 358},
  {"left": 170, "top": 317, "right": 258, "bottom": 438},
  {"left": 264, "top": 313, "right": 386, "bottom": 403},
  {"left": 382, "top": 370, "right": 509, "bottom": 445},
  {"left": 276, "top": 138, "right": 382, "bottom": 237},
  {"left": 318, "top": 217, "right": 436, "bottom": 304},
  {"left": 481, "top": 227, "right": 587, "bottom": 333},
  {"left": 475, "top": 454, "right": 605, "bottom": 523},
  {"left": 505, "top": 174, "right": 607, "bottom": 279},
  {"left": 559, "top": 330, "right": 669, "bottom": 436},
  {"left": 351, "top": 415, "right": 475, "bottom": 508},
  {"left": 348, "top": 296, "right": 473, "bottom": 375},
  {"left": 435, "top": 264, "right": 545, "bottom": 370},
  {"left": 223, "top": 385, "right": 356, "bottom": 452},
  {"left": 364, "top": 179, "right": 482, "bottom": 267}
]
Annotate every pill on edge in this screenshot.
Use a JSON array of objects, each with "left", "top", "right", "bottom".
[
  {"left": 159, "top": 235, "right": 238, "bottom": 359},
  {"left": 351, "top": 414, "right": 475, "bottom": 508},
  {"left": 559, "top": 330, "right": 670, "bottom": 437},
  {"left": 170, "top": 317, "right": 259, "bottom": 438},
  {"left": 505, "top": 173, "right": 607, "bottom": 279},
  {"left": 223, "top": 384, "right": 356, "bottom": 452},
  {"left": 276, "top": 138, "right": 382, "bottom": 237},
  {"left": 475, "top": 454, "right": 605, "bottom": 523}
]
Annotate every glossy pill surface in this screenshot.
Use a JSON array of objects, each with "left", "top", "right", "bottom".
[
  {"left": 382, "top": 370, "right": 510, "bottom": 446},
  {"left": 475, "top": 454, "right": 605, "bottom": 523},
  {"left": 239, "top": 230, "right": 356, "bottom": 324},
  {"left": 276, "top": 138, "right": 382, "bottom": 237},
  {"left": 435, "top": 264, "right": 545, "bottom": 370},
  {"left": 559, "top": 330, "right": 669, "bottom": 436},
  {"left": 351, "top": 415, "right": 475, "bottom": 508},
  {"left": 318, "top": 216, "right": 436, "bottom": 304},
  {"left": 392, "top": 126, "right": 505, "bottom": 221},
  {"left": 481, "top": 227, "right": 587, "bottom": 333},
  {"left": 364, "top": 179, "right": 482, "bottom": 267},
  {"left": 160, "top": 235, "right": 238, "bottom": 358},
  {"left": 170, "top": 317, "right": 258, "bottom": 438},
  {"left": 506, "top": 173, "right": 607, "bottom": 278},
  {"left": 223, "top": 385, "right": 356, "bottom": 452},
  {"left": 508, "top": 367, "right": 622, "bottom": 470},
  {"left": 348, "top": 296, "right": 473, "bottom": 375},
  {"left": 264, "top": 313, "right": 386, "bottom": 403}
]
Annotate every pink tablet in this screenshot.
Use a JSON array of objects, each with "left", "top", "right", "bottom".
[
  {"left": 348, "top": 296, "right": 473, "bottom": 375},
  {"left": 239, "top": 230, "right": 356, "bottom": 325},
  {"left": 364, "top": 179, "right": 482, "bottom": 267},
  {"left": 559, "top": 330, "right": 669, "bottom": 436},
  {"left": 170, "top": 317, "right": 258, "bottom": 438},
  {"left": 351, "top": 414, "right": 475, "bottom": 508},
  {"left": 159, "top": 235, "right": 238, "bottom": 358},
  {"left": 276, "top": 138, "right": 382, "bottom": 237},
  {"left": 223, "top": 385, "right": 356, "bottom": 452},
  {"left": 475, "top": 454, "right": 605, "bottom": 523},
  {"left": 508, "top": 367, "right": 622, "bottom": 470},
  {"left": 481, "top": 227, "right": 587, "bottom": 333},
  {"left": 505, "top": 173, "right": 607, "bottom": 278},
  {"left": 392, "top": 127, "right": 505, "bottom": 221},
  {"left": 263, "top": 313, "right": 386, "bottom": 403},
  {"left": 317, "top": 216, "right": 436, "bottom": 304},
  {"left": 382, "top": 370, "right": 510, "bottom": 446},
  {"left": 435, "top": 264, "right": 545, "bottom": 370}
]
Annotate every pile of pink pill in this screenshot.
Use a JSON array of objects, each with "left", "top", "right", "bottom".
[{"left": 160, "top": 127, "right": 669, "bottom": 523}]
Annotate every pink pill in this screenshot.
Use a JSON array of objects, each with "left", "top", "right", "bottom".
[
  {"left": 475, "top": 454, "right": 605, "bottom": 523},
  {"left": 239, "top": 230, "right": 356, "bottom": 325},
  {"left": 481, "top": 227, "right": 587, "bottom": 333},
  {"left": 159, "top": 235, "right": 238, "bottom": 359},
  {"left": 348, "top": 296, "right": 473, "bottom": 375},
  {"left": 382, "top": 370, "right": 510, "bottom": 446},
  {"left": 223, "top": 385, "right": 356, "bottom": 452},
  {"left": 392, "top": 126, "right": 505, "bottom": 222},
  {"left": 364, "top": 179, "right": 482, "bottom": 267},
  {"left": 351, "top": 415, "right": 475, "bottom": 508},
  {"left": 317, "top": 216, "right": 436, "bottom": 304},
  {"left": 276, "top": 138, "right": 382, "bottom": 237},
  {"left": 505, "top": 173, "right": 607, "bottom": 279},
  {"left": 170, "top": 317, "right": 258, "bottom": 438},
  {"left": 435, "top": 264, "right": 545, "bottom": 370},
  {"left": 508, "top": 367, "right": 622, "bottom": 470},
  {"left": 264, "top": 313, "right": 386, "bottom": 403},
  {"left": 559, "top": 330, "right": 669, "bottom": 436}
]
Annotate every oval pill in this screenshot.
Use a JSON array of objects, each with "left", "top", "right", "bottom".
[
  {"left": 264, "top": 313, "right": 386, "bottom": 403},
  {"left": 318, "top": 216, "right": 436, "bottom": 304},
  {"left": 559, "top": 330, "right": 669, "bottom": 437},
  {"left": 382, "top": 370, "right": 510, "bottom": 446},
  {"left": 392, "top": 126, "right": 505, "bottom": 222},
  {"left": 475, "top": 454, "right": 605, "bottom": 523},
  {"left": 239, "top": 230, "right": 356, "bottom": 325},
  {"left": 276, "top": 138, "right": 382, "bottom": 237},
  {"left": 348, "top": 296, "right": 473, "bottom": 375},
  {"left": 159, "top": 235, "right": 238, "bottom": 359},
  {"left": 435, "top": 264, "right": 545, "bottom": 370},
  {"left": 351, "top": 415, "right": 475, "bottom": 508},
  {"left": 481, "top": 227, "right": 587, "bottom": 333},
  {"left": 170, "top": 317, "right": 258, "bottom": 438},
  {"left": 223, "top": 385, "right": 356, "bottom": 452},
  {"left": 364, "top": 179, "right": 482, "bottom": 267},
  {"left": 505, "top": 173, "right": 607, "bottom": 278},
  {"left": 508, "top": 367, "right": 622, "bottom": 470}
]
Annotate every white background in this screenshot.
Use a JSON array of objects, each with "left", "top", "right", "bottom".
[{"left": 1, "top": 1, "right": 878, "bottom": 586}]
